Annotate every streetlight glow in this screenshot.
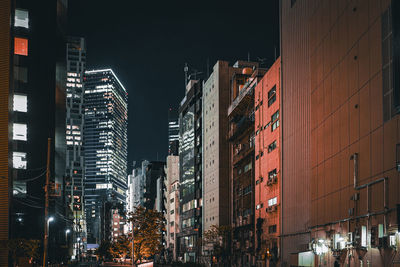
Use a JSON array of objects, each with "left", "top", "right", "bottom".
[{"left": 48, "top": 216, "right": 54, "bottom": 222}]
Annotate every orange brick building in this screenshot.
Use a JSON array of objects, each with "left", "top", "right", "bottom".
[{"left": 254, "top": 58, "right": 281, "bottom": 266}]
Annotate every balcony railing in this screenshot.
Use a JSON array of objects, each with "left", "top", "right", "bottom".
[
  {"left": 228, "top": 82, "right": 255, "bottom": 117},
  {"left": 228, "top": 113, "right": 255, "bottom": 141}
]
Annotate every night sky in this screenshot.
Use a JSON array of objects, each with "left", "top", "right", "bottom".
[{"left": 68, "top": 1, "right": 279, "bottom": 172}]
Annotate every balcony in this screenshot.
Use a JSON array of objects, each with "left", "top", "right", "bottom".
[
  {"left": 233, "top": 143, "right": 254, "bottom": 166},
  {"left": 228, "top": 113, "right": 254, "bottom": 141},
  {"left": 228, "top": 80, "right": 255, "bottom": 117}
]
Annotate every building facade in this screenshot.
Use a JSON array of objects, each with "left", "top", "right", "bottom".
[
  {"left": 1, "top": 0, "right": 69, "bottom": 264},
  {"left": 281, "top": 0, "right": 400, "bottom": 266},
  {"left": 253, "top": 58, "right": 281, "bottom": 267},
  {"left": 168, "top": 108, "right": 180, "bottom": 156},
  {"left": 227, "top": 61, "right": 264, "bottom": 266},
  {"left": 65, "top": 36, "right": 86, "bottom": 259},
  {"left": 178, "top": 79, "right": 203, "bottom": 262},
  {"left": 164, "top": 155, "right": 180, "bottom": 261},
  {"left": 83, "top": 69, "right": 128, "bottom": 244}
]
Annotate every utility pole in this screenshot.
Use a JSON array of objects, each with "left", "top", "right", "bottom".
[{"left": 43, "top": 138, "right": 51, "bottom": 267}]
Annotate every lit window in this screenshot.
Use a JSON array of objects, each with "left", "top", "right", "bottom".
[
  {"left": 14, "top": 37, "right": 28, "bottom": 56},
  {"left": 268, "top": 197, "right": 277, "bottom": 207},
  {"left": 13, "top": 123, "right": 27, "bottom": 141},
  {"left": 13, "top": 95, "right": 27, "bottom": 112},
  {"left": 14, "top": 9, "right": 29, "bottom": 28},
  {"left": 13, "top": 152, "right": 27, "bottom": 169}
]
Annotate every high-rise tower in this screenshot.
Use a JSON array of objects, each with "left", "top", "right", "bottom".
[
  {"left": 83, "top": 69, "right": 128, "bottom": 244},
  {"left": 65, "top": 36, "right": 86, "bottom": 258}
]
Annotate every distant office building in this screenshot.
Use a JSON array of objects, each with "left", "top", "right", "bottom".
[
  {"left": 84, "top": 69, "right": 128, "bottom": 243},
  {"left": 254, "top": 58, "right": 280, "bottom": 266},
  {"left": 164, "top": 155, "right": 180, "bottom": 261},
  {"left": 0, "top": 0, "right": 69, "bottom": 264},
  {"left": 177, "top": 79, "right": 203, "bottom": 262},
  {"left": 144, "top": 161, "right": 165, "bottom": 211},
  {"left": 65, "top": 36, "right": 86, "bottom": 258},
  {"left": 129, "top": 160, "right": 149, "bottom": 211},
  {"left": 168, "top": 108, "right": 180, "bottom": 155}
]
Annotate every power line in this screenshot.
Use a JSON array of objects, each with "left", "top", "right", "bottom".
[{"left": 14, "top": 198, "right": 43, "bottom": 209}]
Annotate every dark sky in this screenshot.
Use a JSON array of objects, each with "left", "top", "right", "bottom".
[{"left": 68, "top": 1, "right": 279, "bottom": 171}]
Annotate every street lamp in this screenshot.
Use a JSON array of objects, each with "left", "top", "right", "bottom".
[
  {"left": 43, "top": 216, "right": 54, "bottom": 267},
  {"left": 65, "top": 229, "right": 71, "bottom": 243}
]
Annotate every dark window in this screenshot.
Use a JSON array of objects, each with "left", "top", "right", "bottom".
[
  {"left": 14, "top": 66, "right": 27, "bottom": 83},
  {"left": 271, "top": 110, "right": 280, "bottom": 131},
  {"left": 382, "top": 2, "right": 400, "bottom": 121},
  {"left": 268, "top": 140, "right": 277, "bottom": 153},
  {"left": 392, "top": 1, "right": 400, "bottom": 115},
  {"left": 243, "top": 185, "right": 252, "bottom": 195},
  {"left": 290, "top": 0, "right": 296, "bottom": 8},
  {"left": 268, "top": 86, "right": 277, "bottom": 107},
  {"left": 268, "top": 224, "right": 277, "bottom": 233},
  {"left": 268, "top": 169, "right": 277, "bottom": 179}
]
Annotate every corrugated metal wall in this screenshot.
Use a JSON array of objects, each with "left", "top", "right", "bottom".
[
  {"left": 0, "top": 0, "right": 10, "bottom": 265},
  {"left": 280, "top": 0, "right": 312, "bottom": 264}
]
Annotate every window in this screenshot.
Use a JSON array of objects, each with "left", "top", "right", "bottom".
[
  {"left": 170, "top": 210, "right": 174, "bottom": 214},
  {"left": 268, "top": 169, "right": 277, "bottom": 179},
  {"left": 14, "top": 66, "right": 28, "bottom": 83},
  {"left": 13, "top": 94, "right": 27, "bottom": 112},
  {"left": 13, "top": 152, "right": 27, "bottom": 169},
  {"left": 13, "top": 123, "right": 27, "bottom": 141},
  {"left": 268, "top": 140, "right": 277, "bottom": 153},
  {"left": 14, "top": 37, "right": 28, "bottom": 56},
  {"left": 243, "top": 185, "right": 252, "bottom": 195},
  {"left": 244, "top": 162, "right": 252, "bottom": 172},
  {"left": 15, "top": 9, "right": 29, "bottom": 28},
  {"left": 269, "top": 224, "right": 277, "bottom": 233},
  {"left": 256, "top": 203, "right": 263, "bottom": 210},
  {"left": 170, "top": 198, "right": 174, "bottom": 203},
  {"left": 271, "top": 110, "right": 279, "bottom": 122},
  {"left": 268, "top": 86, "right": 276, "bottom": 107},
  {"left": 268, "top": 197, "right": 277, "bottom": 207},
  {"left": 256, "top": 177, "right": 263, "bottom": 185}
]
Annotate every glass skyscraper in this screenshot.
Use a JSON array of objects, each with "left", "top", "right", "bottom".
[{"left": 83, "top": 69, "right": 128, "bottom": 243}]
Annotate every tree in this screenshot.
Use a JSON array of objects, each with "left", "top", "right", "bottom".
[
  {"left": 4, "top": 239, "right": 40, "bottom": 267},
  {"left": 202, "top": 225, "right": 232, "bottom": 266},
  {"left": 95, "top": 239, "right": 113, "bottom": 260},
  {"left": 113, "top": 235, "right": 131, "bottom": 261},
  {"left": 128, "top": 206, "right": 165, "bottom": 265}
]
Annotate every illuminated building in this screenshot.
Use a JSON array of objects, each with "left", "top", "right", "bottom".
[
  {"left": 177, "top": 79, "right": 203, "bottom": 263},
  {"left": 0, "top": 0, "right": 69, "bottom": 264},
  {"left": 83, "top": 69, "right": 128, "bottom": 244},
  {"left": 128, "top": 160, "right": 149, "bottom": 212},
  {"left": 227, "top": 61, "right": 265, "bottom": 266},
  {"left": 253, "top": 58, "right": 280, "bottom": 266},
  {"left": 168, "top": 108, "right": 180, "bottom": 156},
  {"left": 65, "top": 36, "right": 86, "bottom": 258},
  {"left": 280, "top": 1, "right": 400, "bottom": 266}
]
